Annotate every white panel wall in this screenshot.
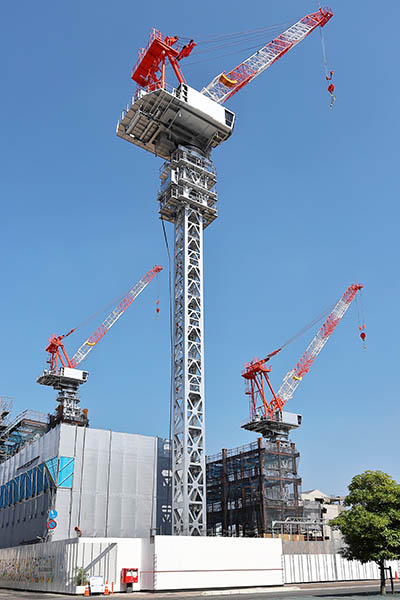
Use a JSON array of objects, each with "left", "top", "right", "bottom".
[
  {"left": 1, "top": 537, "right": 399, "bottom": 595},
  {"left": 152, "top": 536, "right": 283, "bottom": 590},
  {"left": 284, "top": 554, "right": 400, "bottom": 584}
]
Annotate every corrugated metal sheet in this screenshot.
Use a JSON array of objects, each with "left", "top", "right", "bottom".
[{"left": 283, "top": 554, "right": 400, "bottom": 583}]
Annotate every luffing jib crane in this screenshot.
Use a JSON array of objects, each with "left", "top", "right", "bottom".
[
  {"left": 37, "top": 265, "right": 162, "bottom": 427},
  {"left": 116, "top": 8, "right": 333, "bottom": 536},
  {"left": 242, "top": 284, "right": 363, "bottom": 441}
]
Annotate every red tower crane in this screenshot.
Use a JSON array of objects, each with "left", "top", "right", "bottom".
[
  {"left": 116, "top": 7, "right": 334, "bottom": 536},
  {"left": 242, "top": 284, "right": 363, "bottom": 440},
  {"left": 37, "top": 265, "right": 162, "bottom": 426}
]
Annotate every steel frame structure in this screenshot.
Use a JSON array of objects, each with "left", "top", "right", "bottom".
[
  {"left": 119, "top": 10, "right": 334, "bottom": 535},
  {"left": 206, "top": 438, "right": 301, "bottom": 537},
  {"left": 159, "top": 146, "right": 217, "bottom": 535}
]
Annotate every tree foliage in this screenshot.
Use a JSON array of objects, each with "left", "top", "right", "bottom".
[{"left": 330, "top": 470, "right": 400, "bottom": 594}]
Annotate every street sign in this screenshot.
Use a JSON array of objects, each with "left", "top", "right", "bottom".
[
  {"left": 48, "top": 509, "right": 58, "bottom": 519},
  {"left": 89, "top": 576, "right": 104, "bottom": 593},
  {"left": 47, "top": 519, "right": 57, "bottom": 530}
]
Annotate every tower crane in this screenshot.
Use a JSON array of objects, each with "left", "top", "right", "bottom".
[
  {"left": 116, "top": 8, "right": 333, "bottom": 536},
  {"left": 37, "top": 265, "right": 162, "bottom": 427},
  {"left": 242, "top": 284, "right": 363, "bottom": 441}
]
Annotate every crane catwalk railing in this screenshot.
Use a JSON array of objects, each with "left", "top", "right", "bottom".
[{"left": 201, "top": 8, "right": 333, "bottom": 104}]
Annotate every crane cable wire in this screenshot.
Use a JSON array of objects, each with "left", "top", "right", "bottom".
[
  {"left": 61, "top": 283, "right": 147, "bottom": 338},
  {"left": 319, "top": 26, "right": 329, "bottom": 78},
  {"left": 178, "top": 22, "right": 294, "bottom": 67},
  {"left": 276, "top": 303, "right": 336, "bottom": 354},
  {"left": 179, "top": 22, "right": 292, "bottom": 45},
  {"left": 161, "top": 218, "right": 174, "bottom": 526}
]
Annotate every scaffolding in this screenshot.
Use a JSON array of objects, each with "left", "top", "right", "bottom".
[
  {"left": 206, "top": 437, "right": 301, "bottom": 537},
  {"left": 0, "top": 409, "right": 49, "bottom": 464}
]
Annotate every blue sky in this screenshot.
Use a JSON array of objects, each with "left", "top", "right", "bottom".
[{"left": 1, "top": 1, "right": 398, "bottom": 495}]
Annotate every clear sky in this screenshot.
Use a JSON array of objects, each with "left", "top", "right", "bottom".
[{"left": 1, "top": 1, "right": 398, "bottom": 495}]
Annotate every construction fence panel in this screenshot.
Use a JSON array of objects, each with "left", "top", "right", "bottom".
[
  {"left": 284, "top": 555, "right": 400, "bottom": 584},
  {"left": 0, "top": 537, "right": 127, "bottom": 594}
]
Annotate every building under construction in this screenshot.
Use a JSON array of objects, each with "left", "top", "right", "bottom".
[
  {"left": 0, "top": 401, "right": 171, "bottom": 549},
  {"left": 206, "top": 437, "right": 301, "bottom": 537}
]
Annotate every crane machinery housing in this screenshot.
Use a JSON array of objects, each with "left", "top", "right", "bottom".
[{"left": 116, "top": 8, "right": 333, "bottom": 536}]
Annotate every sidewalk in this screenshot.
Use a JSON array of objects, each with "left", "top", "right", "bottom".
[{"left": 110, "top": 579, "right": 400, "bottom": 598}]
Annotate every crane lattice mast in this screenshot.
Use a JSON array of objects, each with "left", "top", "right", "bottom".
[
  {"left": 242, "top": 284, "right": 362, "bottom": 440},
  {"left": 116, "top": 9, "right": 334, "bottom": 535}
]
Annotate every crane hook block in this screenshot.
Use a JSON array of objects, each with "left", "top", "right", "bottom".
[
  {"left": 219, "top": 72, "right": 238, "bottom": 88},
  {"left": 327, "top": 83, "right": 335, "bottom": 95},
  {"left": 326, "top": 70, "right": 334, "bottom": 81}
]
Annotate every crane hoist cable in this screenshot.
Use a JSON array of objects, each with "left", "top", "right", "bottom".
[
  {"left": 355, "top": 289, "right": 367, "bottom": 349},
  {"left": 319, "top": 24, "right": 335, "bottom": 108}
]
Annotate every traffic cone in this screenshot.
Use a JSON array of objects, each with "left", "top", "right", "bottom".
[
  {"left": 104, "top": 580, "right": 109, "bottom": 595},
  {"left": 395, "top": 571, "right": 398, "bottom": 580},
  {"left": 84, "top": 582, "right": 90, "bottom": 596}
]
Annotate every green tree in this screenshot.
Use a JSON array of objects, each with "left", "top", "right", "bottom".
[{"left": 330, "top": 470, "right": 400, "bottom": 595}]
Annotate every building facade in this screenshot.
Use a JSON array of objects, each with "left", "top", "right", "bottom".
[{"left": 0, "top": 423, "right": 171, "bottom": 548}]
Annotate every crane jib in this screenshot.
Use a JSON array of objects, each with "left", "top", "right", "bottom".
[
  {"left": 242, "top": 283, "right": 362, "bottom": 423},
  {"left": 201, "top": 8, "right": 333, "bottom": 105},
  {"left": 68, "top": 265, "right": 162, "bottom": 368}
]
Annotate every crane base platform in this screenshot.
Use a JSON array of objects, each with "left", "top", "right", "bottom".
[
  {"left": 116, "top": 84, "right": 235, "bottom": 160},
  {"left": 37, "top": 367, "right": 88, "bottom": 389},
  {"left": 241, "top": 411, "right": 302, "bottom": 441}
]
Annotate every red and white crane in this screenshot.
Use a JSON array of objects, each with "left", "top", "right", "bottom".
[
  {"left": 242, "top": 284, "right": 363, "bottom": 440},
  {"left": 201, "top": 9, "right": 333, "bottom": 104},
  {"left": 38, "top": 265, "right": 162, "bottom": 426},
  {"left": 117, "top": 8, "right": 334, "bottom": 535}
]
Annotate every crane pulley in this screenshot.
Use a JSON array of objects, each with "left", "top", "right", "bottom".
[{"left": 242, "top": 284, "right": 363, "bottom": 426}]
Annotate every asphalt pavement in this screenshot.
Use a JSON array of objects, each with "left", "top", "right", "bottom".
[{"left": 0, "top": 580, "right": 399, "bottom": 600}]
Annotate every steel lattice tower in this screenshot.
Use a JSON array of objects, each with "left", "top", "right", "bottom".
[
  {"left": 159, "top": 146, "right": 217, "bottom": 535},
  {"left": 116, "top": 12, "right": 333, "bottom": 534}
]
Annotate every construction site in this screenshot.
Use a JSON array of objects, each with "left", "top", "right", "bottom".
[{"left": 1, "top": 4, "right": 397, "bottom": 596}]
